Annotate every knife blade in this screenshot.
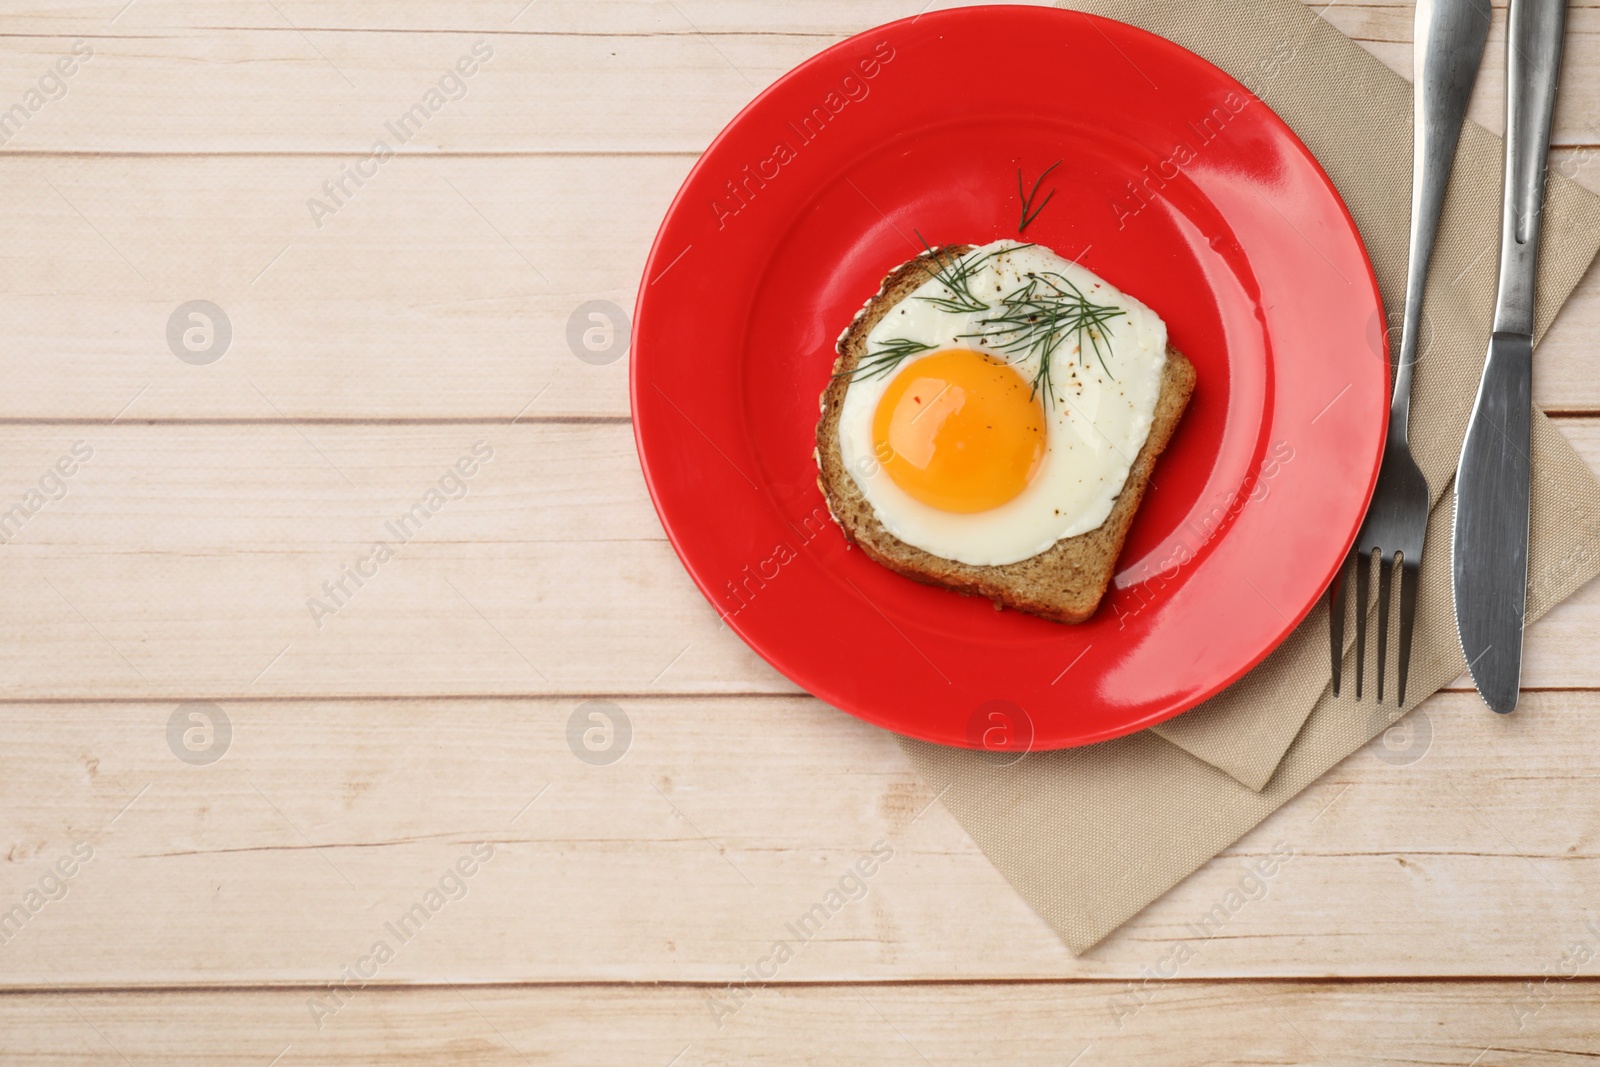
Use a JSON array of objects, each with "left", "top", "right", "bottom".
[
  {"left": 1452, "top": 0, "right": 1568, "bottom": 714},
  {"left": 1454, "top": 333, "right": 1532, "bottom": 712}
]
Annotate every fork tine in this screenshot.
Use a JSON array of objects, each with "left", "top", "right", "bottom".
[
  {"left": 1396, "top": 558, "right": 1420, "bottom": 706},
  {"left": 1354, "top": 548, "right": 1371, "bottom": 700},
  {"left": 1376, "top": 552, "right": 1394, "bottom": 702},
  {"left": 1329, "top": 556, "right": 1347, "bottom": 696}
]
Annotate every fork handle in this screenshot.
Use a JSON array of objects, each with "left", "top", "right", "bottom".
[
  {"left": 1492, "top": 0, "right": 1568, "bottom": 337},
  {"left": 1392, "top": 0, "right": 1492, "bottom": 446}
]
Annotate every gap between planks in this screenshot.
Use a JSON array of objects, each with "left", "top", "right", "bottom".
[
  {"left": 0, "top": 686, "right": 1581, "bottom": 706},
  {"left": 10, "top": 974, "right": 1600, "bottom": 996},
  {"left": 0, "top": 150, "right": 703, "bottom": 159},
  {"left": 0, "top": 29, "right": 848, "bottom": 41},
  {"left": 0, "top": 416, "right": 634, "bottom": 426},
  {"left": 0, "top": 412, "right": 1595, "bottom": 425},
  {"left": 0, "top": 147, "right": 1595, "bottom": 158},
  {"left": 0, "top": 691, "right": 809, "bottom": 705}
]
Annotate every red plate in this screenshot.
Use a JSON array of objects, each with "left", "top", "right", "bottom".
[{"left": 632, "top": 6, "right": 1386, "bottom": 750}]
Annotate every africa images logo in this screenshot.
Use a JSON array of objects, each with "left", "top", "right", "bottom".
[{"left": 707, "top": 41, "right": 897, "bottom": 230}]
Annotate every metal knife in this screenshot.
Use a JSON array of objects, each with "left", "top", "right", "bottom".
[{"left": 1452, "top": 0, "right": 1569, "bottom": 713}]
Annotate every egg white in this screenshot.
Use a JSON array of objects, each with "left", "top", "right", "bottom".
[{"left": 837, "top": 240, "right": 1169, "bottom": 567}]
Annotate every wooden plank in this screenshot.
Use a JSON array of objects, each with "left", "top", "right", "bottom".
[
  {"left": 2, "top": 152, "right": 1600, "bottom": 421},
  {"left": 0, "top": 422, "right": 783, "bottom": 698},
  {"left": 6, "top": 0, "right": 1054, "bottom": 36},
  {"left": 0, "top": 2, "right": 960, "bottom": 155},
  {"left": 3, "top": 980, "right": 1600, "bottom": 1066},
  {"left": 0, "top": 420, "right": 1592, "bottom": 699},
  {"left": 0, "top": 153, "right": 678, "bottom": 421},
  {"left": 3, "top": 689, "right": 1600, "bottom": 986},
  {"left": 0, "top": 0, "right": 1594, "bottom": 151}
]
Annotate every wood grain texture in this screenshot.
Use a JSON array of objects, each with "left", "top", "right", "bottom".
[
  {"left": 0, "top": 0, "right": 1593, "bottom": 149},
  {"left": 0, "top": 420, "right": 1591, "bottom": 699},
  {"left": 0, "top": 2, "right": 1594, "bottom": 422},
  {"left": 0, "top": 690, "right": 1598, "bottom": 986},
  {"left": 0, "top": 133, "right": 1593, "bottom": 422},
  {"left": 1, "top": 0, "right": 1599, "bottom": 1057},
  {"left": 0, "top": 153, "right": 668, "bottom": 421},
  {"left": 3, "top": 980, "right": 1600, "bottom": 1066}
]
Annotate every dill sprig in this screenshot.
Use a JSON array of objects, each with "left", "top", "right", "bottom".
[
  {"left": 910, "top": 233, "right": 1015, "bottom": 314},
  {"left": 1017, "top": 161, "right": 1061, "bottom": 233},
  {"left": 836, "top": 337, "right": 936, "bottom": 383},
  {"left": 834, "top": 241, "right": 1054, "bottom": 385},
  {"left": 963, "top": 271, "right": 1125, "bottom": 406}
]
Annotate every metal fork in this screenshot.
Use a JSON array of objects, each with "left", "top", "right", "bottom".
[{"left": 1330, "top": 0, "right": 1489, "bottom": 705}]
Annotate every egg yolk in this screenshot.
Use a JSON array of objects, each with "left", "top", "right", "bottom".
[{"left": 872, "top": 348, "right": 1046, "bottom": 513}]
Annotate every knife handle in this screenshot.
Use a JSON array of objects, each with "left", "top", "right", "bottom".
[{"left": 1493, "top": 0, "right": 1568, "bottom": 336}]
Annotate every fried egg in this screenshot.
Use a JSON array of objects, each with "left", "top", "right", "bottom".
[{"left": 836, "top": 240, "right": 1168, "bottom": 567}]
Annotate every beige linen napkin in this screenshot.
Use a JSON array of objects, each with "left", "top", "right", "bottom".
[{"left": 898, "top": 0, "right": 1600, "bottom": 953}]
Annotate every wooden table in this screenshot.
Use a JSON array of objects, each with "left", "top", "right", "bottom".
[{"left": 1, "top": 1, "right": 1598, "bottom": 1061}]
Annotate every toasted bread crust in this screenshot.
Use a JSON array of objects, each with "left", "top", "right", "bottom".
[{"left": 815, "top": 245, "right": 1196, "bottom": 624}]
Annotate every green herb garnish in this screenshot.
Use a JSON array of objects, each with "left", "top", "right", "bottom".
[
  {"left": 836, "top": 337, "right": 937, "bottom": 383},
  {"left": 963, "top": 271, "right": 1125, "bottom": 406},
  {"left": 1017, "top": 161, "right": 1061, "bottom": 233},
  {"left": 910, "top": 233, "right": 1021, "bottom": 315}
]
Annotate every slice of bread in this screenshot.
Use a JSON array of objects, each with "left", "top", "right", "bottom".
[{"left": 815, "top": 244, "right": 1196, "bottom": 624}]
